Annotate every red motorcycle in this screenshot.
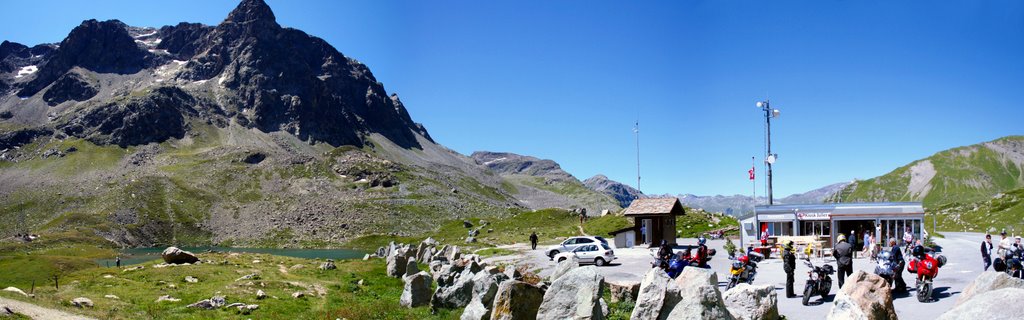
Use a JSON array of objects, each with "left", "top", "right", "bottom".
[{"left": 907, "top": 247, "right": 945, "bottom": 302}]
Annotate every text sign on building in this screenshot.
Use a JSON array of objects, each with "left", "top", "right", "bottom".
[{"left": 797, "top": 211, "right": 831, "bottom": 220}]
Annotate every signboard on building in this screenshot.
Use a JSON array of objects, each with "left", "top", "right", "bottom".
[{"left": 797, "top": 211, "right": 831, "bottom": 220}]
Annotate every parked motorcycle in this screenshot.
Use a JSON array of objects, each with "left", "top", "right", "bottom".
[
  {"left": 726, "top": 255, "right": 757, "bottom": 290},
  {"left": 802, "top": 260, "right": 835, "bottom": 306},
  {"left": 873, "top": 250, "right": 896, "bottom": 286},
  {"left": 907, "top": 248, "right": 945, "bottom": 302}
]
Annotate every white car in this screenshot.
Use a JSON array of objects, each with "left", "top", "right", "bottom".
[
  {"left": 545, "top": 236, "right": 609, "bottom": 259},
  {"left": 553, "top": 242, "right": 617, "bottom": 266}
]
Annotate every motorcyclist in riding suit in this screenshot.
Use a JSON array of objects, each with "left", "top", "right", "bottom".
[
  {"left": 693, "top": 236, "right": 709, "bottom": 268},
  {"left": 658, "top": 240, "right": 674, "bottom": 261},
  {"left": 783, "top": 241, "right": 796, "bottom": 298}
]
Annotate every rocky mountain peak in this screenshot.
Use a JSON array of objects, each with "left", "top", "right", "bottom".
[
  {"left": 224, "top": 0, "right": 279, "bottom": 27},
  {"left": 582, "top": 174, "right": 643, "bottom": 208},
  {"left": 17, "top": 19, "right": 146, "bottom": 97}
]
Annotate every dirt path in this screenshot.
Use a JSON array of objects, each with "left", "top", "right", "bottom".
[{"left": 0, "top": 297, "right": 96, "bottom": 320}]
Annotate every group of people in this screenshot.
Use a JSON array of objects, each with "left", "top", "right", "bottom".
[
  {"left": 982, "top": 230, "right": 1024, "bottom": 278},
  {"left": 656, "top": 237, "right": 710, "bottom": 269}
]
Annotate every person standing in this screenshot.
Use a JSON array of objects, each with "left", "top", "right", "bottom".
[
  {"left": 903, "top": 227, "right": 915, "bottom": 253},
  {"left": 115, "top": 256, "right": 121, "bottom": 268},
  {"left": 640, "top": 225, "right": 647, "bottom": 245},
  {"left": 889, "top": 238, "right": 907, "bottom": 293},
  {"left": 783, "top": 241, "right": 796, "bottom": 298},
  {"left": 863, "top": 231, "right": 871, "bottom": 255},
  {"left": 981, "top": 234, "right": 994, "bottom": 271},
  {"left": 529, "top": 232, "right": 538, "bottom": 250},
  {"left": 999, "top": 230, "right": 1012, "bottom": 257},
  {"left": 833, "top": 234, "right": 853, "bottom": 288}
]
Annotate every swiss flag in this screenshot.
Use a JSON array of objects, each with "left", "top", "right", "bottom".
[{"left": 748, "top": 166, "right": 755, "bottom": 180}]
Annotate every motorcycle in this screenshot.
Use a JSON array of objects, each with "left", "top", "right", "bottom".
[
  {"left": 908, "top": 250, "right": 945, "bottom": 302},
  {"left": 726, "top": 255, "right": 757, "bottom": 290},
  {"left": 802, "top": 260, "right": 835, "bottom": 306},
  {"left": 873, "top": 250, "right": 896, "bottom": 286},
  {"left": 649, "top": 251, "right": 690, "bottom": 278}
]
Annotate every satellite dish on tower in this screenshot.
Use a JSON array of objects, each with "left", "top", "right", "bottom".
[{"left": 766, "top": 154, "right": 777, "bottom": 164}]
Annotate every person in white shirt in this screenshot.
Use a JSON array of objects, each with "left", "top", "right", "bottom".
[{"left": 999, "top": 230, "right": 1012, "bottom": 257}]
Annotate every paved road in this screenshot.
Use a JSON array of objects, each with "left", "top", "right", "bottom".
[
  {"left": 486, "top": 232, "right": 988, "bottom": 320},
  {"left": 0, "top": 296, "right": 96, "bottom": 320}
]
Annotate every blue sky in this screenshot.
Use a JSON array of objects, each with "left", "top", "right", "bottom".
[{"left": 3, "top": 0, "right": 1023, "bottom": 197}]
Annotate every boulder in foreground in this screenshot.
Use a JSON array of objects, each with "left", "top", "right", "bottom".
[{"left": 826, "top": 271, "right": 897, "bottom": 320}]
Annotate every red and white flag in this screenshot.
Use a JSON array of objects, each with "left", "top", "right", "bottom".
[{"left": 748, "top": 166, "right": 755, "bottom": 180}]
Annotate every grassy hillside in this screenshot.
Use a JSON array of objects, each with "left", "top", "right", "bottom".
[
  {"left": 829, "top": 136, "right": 1024, "bottom": 231},
  {"left": 0, "top": 126, "right": 521, "bottom": 249}
]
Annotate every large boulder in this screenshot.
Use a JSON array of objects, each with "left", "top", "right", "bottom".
[
  {"left": 537, "top": 266, "right": 606, "bottom": 320},
  {"left": 386, "top": 249, "right": 409, "bottom": 277},
  {"left": 608, "top": 281, "right": 640, "bottom": 303},
  {"left": 549, "top": 256, "right": 579, "bottom": 282},
  {"left": 938, "top": 288, "right": 1024, "bottom": 320},
  {"left": 161, "top": 247, "right": 199, "bottom": 264},
  {"left": 630, "top": 268, "right": 674, "bottom": 320},
  {"left": 826, "top": 271, "right": 897, "bottom": 320},
  {"left": 432, "top": 265, "right": 478, "bottom": 309},
  {"left": 957, "top": 271, "right": 1024, "bottom": 306},
  {"left": 319, "top": 259, "right": 336, "bottom": 270},
  {"left": 491, "top": 280, "right": 546, "bottom": 320},
  {"left": 400, "top": 271, "right": 433, "bottom": 308},
  {"left": 664, "top": 267, "right": 733, "bottom": 320},
  {"left": 405, "top": 258, "right": 420, "bottom": 276},
  {"left": 71, "top": 297, "right": 94, "bottom": 308},
  {"left": 723, "top": 283, "right": 779, "bottom": 320},
  {"left": 461, "top": 272, "right": 510, "bottom": 320}
]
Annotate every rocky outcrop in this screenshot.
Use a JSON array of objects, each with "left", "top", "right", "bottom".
[
  {"left": 18, "top": 19, "right": 147, "bottom": 97},
  {"left": 71, "top": 297, "right": 94, "bottom": 308},
  {"left": 161, "top": 246, "right": 199, "bottom": 264},
  {"left": 723, "top": 284, "right": 779, "bottom": 320},
  {"left": 168, "top": 0, "right": 430, "bottom": 148},
  {"left": 956, "top": 271, "right": 1024, "bottom": 306},
  {"left": 432, "top": 263, "right": 478, "bottom": 309},
  {"left": 386, "top": 248, "right": 409, "bottom": 278},
  {"left": 42, "top": 70, "right": 99, "bottom": 106},
  {"left": 631, "top": 268, "right": 674, "bottom": 320},
  {"left": 826, "top": 271, "right": 897, "bottom": 320},
  {"left": 549, "top": 256, "right": 579, "bottom": 282},
  {"left": 537, "top": 266, "right": 606, "bottom": 320},
  {"left": 460, "top": 271, "right": 510, "bottom": 320},
  {"left": 664, "top": 267, "right": 733, "bottom": 320},
  {"left": 583, "top": 174, "right": 643, "bottom": 208},
  {"left": 939, "top": 288, "right": 1024, "bottom": 320},
  {"left": 187, "top": 295, "right": 226, "bottom": 309},
  {"left": 400, "top": 271, "right": 432, "bottom": 308},
  {"left": 319, "top": 259, "right": 336, "bottom": 270},
  {"left": 491, "top": 280, "right": 545, "bottom": 320},
  {"left": 631, "top": 267, "right": 734, "bottom": 320},
  {"left": 58, "top": 86, "right": 222, "bottom": 147},
  {"left": 608, "top": 281, "right": 640, "bottom": 303}
]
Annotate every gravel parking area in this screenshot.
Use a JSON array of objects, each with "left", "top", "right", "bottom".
[{"left": 485, "top": 232, "right": 985, "bottom": 319}]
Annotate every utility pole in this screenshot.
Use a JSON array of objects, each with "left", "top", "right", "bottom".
[{"left": 756, "top": 100, "right": 780, "bottom": 205}]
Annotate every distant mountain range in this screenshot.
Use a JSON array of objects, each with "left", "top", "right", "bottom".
[{"left": 675, "top": 182, "right": 850, "bottom": 217}]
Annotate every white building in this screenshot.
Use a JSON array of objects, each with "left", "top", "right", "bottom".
[{"left": 740, "top": 202, "right": 926, "bottom": 250}]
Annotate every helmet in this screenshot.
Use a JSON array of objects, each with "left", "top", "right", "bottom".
[
  {"left": 738, "top": 255, "right": 749, "bottom": 264},
  {"left": 837, "top": 234, "right": 847, "bottom": 242},
  {"left": 912, "top": 245, "right": 925, "bottom": 258},
  {"left": 698, "top": 237, "right": 706, "bottom": 245},
  {"left": 784, "top": 241, "right": 794, "bottom": 251}
]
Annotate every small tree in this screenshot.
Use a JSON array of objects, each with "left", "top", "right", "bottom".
[{"left": 723, "top": 237, "right": 737, "bottom": 258}]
